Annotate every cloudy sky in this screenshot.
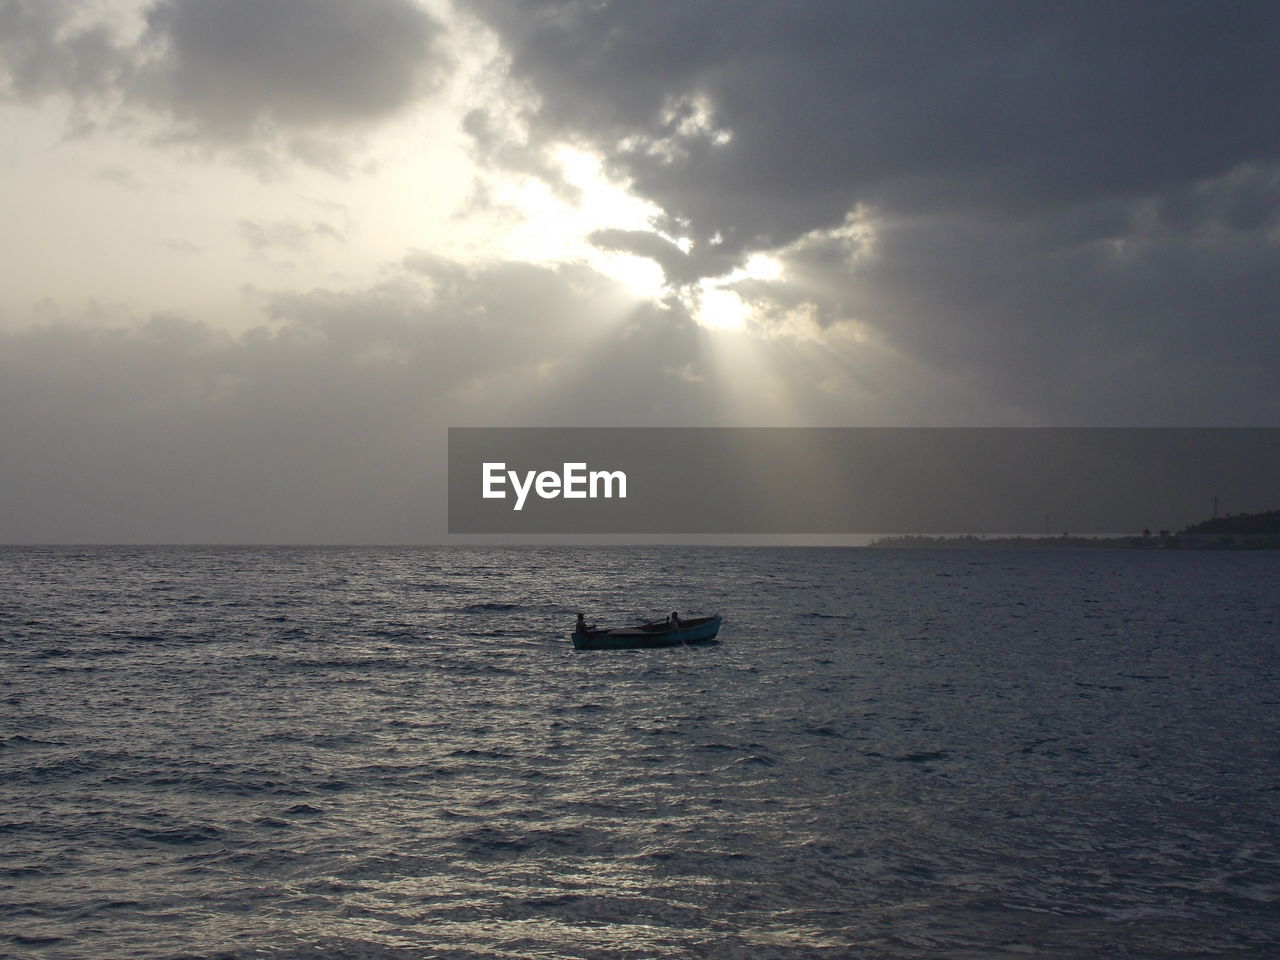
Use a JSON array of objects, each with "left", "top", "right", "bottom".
[{"left": 2, "top": 0, "right": 1278, "bottom": 542}]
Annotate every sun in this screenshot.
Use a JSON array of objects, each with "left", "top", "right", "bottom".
[
  {"left": 685, "top": 252, "right": 786, "bottom": 332},
  {"left": 594, "top": 252, "right": 668, "bottom": 300},
  {"left": 694, "top": 286, "right": 750, "bottom": 332}
]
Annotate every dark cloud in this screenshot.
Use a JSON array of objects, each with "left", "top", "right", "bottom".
[
  {"left": 819, "top": 208, "right": 1280, "bottom": 424},
  {"left": 470, "top": 1, "right": 1280, "bottom": 423},
  {"left": 588, "top": 228, "right": 737, "bottom": 285},
  {"left": 137, "top": 0, "right": 445, "bottom": 142},
  {"left": 475, "top": 1, "right": 1280, "bottom": 251},
  {"left": 0, "top": 0, "right": 132, "bottom": 102},
  {"left": 0, "top": 0, "right": 445, "bottom": 154}
]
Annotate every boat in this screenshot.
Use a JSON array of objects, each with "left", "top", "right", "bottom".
[{"left": 572, "top": 614, "right": 723, "bottom": 650}]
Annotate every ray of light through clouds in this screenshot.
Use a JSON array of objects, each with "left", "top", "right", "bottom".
[{"left": 2, "top": 0, "right": 1279, "bottom": 541}]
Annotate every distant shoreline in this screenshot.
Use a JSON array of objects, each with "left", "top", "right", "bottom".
[
  {"left": 871, "top": 509, "right": 1280, "bottom": 549},
  {"left": 872, "top": 508, "right": 1280, "bottom": 549},
  {"left": 868, "top": 534, "right": 1280, "bottom": 550}
]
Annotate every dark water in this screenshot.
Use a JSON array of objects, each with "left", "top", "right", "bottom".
[{"left": 2, "top": 546, "right": 1278, "bottom": 959}]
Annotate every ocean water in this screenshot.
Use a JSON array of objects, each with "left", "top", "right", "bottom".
[{"left": 1, "top": 545, "right": 1278, "bottom": 959}]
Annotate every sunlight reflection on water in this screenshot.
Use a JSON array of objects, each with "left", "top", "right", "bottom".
[{"left": 2, "top": 546, "right": 1278, "bottom": 958}]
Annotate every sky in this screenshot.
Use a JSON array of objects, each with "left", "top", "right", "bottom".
[{"left": 2, "top": 0, "right": 1278, "bottom": 543}]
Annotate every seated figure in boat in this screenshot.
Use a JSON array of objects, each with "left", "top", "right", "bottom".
[
  {"left": 669, "top": 611, "right": 681, "bottom": 629},
  {"left": 576, "top": 612, "right": 589, "bottom": 634}
]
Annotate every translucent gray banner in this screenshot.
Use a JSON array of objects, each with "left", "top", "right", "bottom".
[{"left": 448, "top": 428, "right": 1280, "bottom": 534}]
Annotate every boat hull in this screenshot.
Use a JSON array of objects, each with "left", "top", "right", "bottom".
[{"left": 572, "top": 615, "right": 722, "bottom": 650}]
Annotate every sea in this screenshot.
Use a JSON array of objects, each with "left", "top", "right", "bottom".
[{"left": 2, "top": 546, "right": 1278, "bottom": 959}]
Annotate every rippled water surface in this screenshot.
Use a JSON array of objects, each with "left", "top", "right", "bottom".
[{"left": 2, "top": 546, "right": 1278, "bottom": 959}]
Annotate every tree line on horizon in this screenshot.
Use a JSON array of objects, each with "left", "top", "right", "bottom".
[{"left": 870, "top": 508, "right": 1280, "bottom": 548}]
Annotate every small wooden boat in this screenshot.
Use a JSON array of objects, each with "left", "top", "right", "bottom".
[{"left": 572, "top": 614, "right": 723, "bottom": 651}]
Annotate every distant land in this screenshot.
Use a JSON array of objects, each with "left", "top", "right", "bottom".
[{"left": 870, "top": 509, "right": 1280, "bottom": 549}]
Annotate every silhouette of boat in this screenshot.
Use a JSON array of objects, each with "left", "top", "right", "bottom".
[{"left": 572, "top": 614, "right": 723, "bottom": 650}]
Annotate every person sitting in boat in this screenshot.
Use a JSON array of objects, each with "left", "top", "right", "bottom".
[
  {"left": 576, "top": 612, "right": 588, "bottom": 634},
  {"left": 669, "top": 610, "right": 681, "bottom": 629}
]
